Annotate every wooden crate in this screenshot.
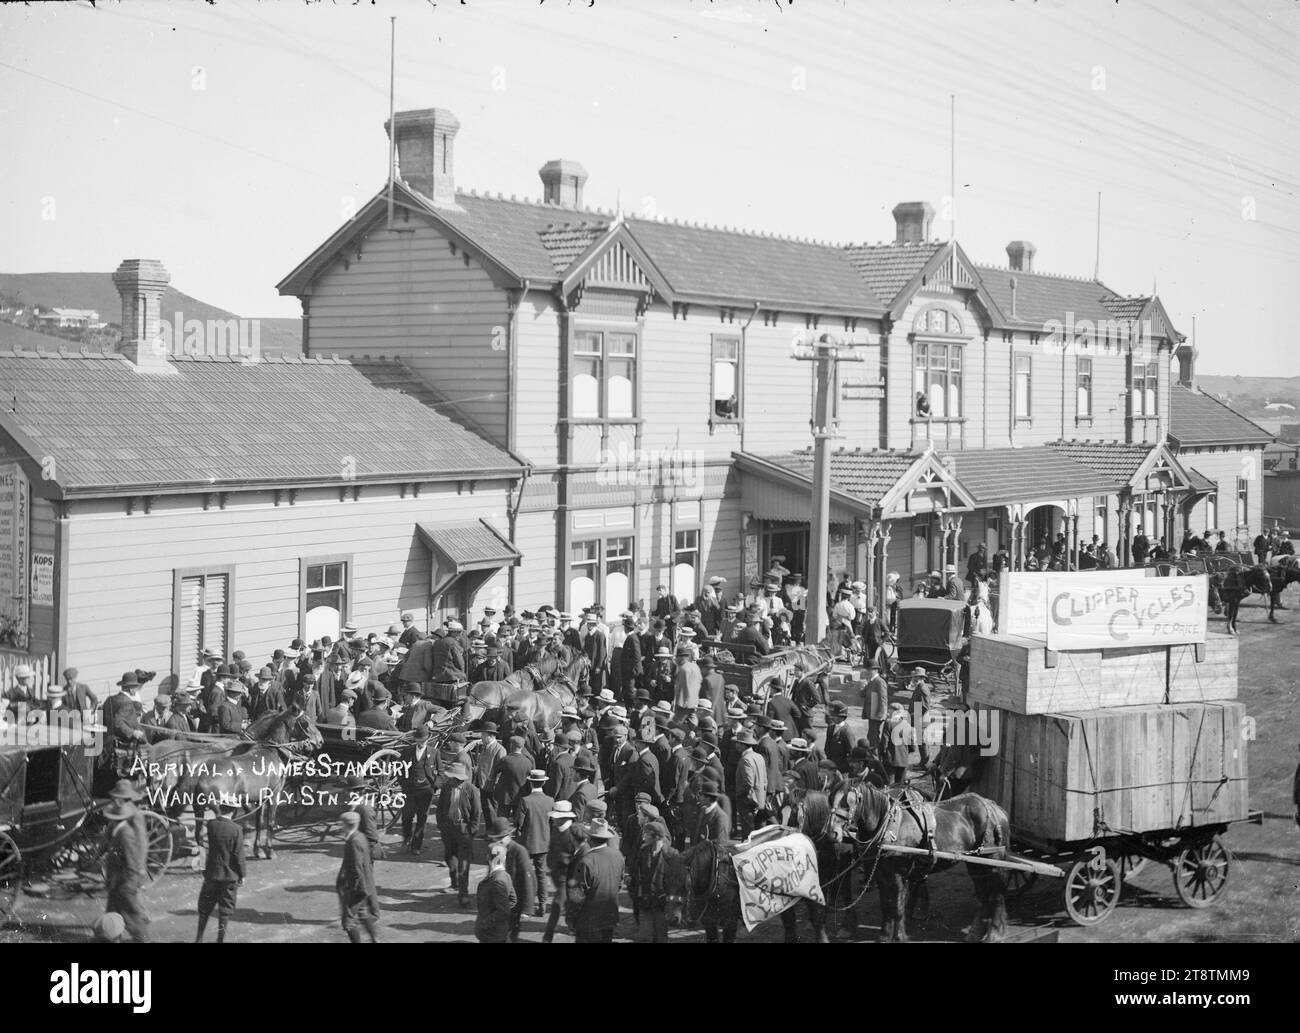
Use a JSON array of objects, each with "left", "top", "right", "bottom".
[
  {"left": 970, "top": 635, "right": 1164, "bottom": 714},
  {"left": 972, "top": 701, "right": 1249, "bottom": 843},
  {"left": 970, "top": 634, "right": 1238, "bottom": 715},
  {"left": 1167, "top": 636, "right": 1238, "bottom": 704}
]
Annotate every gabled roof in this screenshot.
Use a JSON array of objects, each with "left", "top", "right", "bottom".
[
  {"left": 1169, "top": 385, "right": 1274, "bottom": 448},
  {"left": 754, "top": 448, "right": 924, "bottom": 508},
  {"left": 280, "top": 182, "right": 884, "bottom": 316},
  {"left": 416, "top": 519, "right": 522, "bottom": 571},
  {"left": 0, "top": 349, "right": 524, "bottom": 494},
  {"left": 938, "top": 445, "right": 1119, "bottom": 507},
  {"left": 1046, "top": 440, "right": 1154, "bottom": 484},
  {"left": 841, "top": 242, "right": 946, "bottom": 308},
  {"left": 975, "top": 267, "right": 1122, "bottom": 328},
  {"left": 1186, "top": 467, "right": 1217, "bottom": 494}
]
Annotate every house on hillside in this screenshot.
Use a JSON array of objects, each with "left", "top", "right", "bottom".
[
  {"left": 274, "top": 105, "right": 1221, "bottom": 614},
  {"left": 34, "top": 308, "right": 99, "bottom": 331}
]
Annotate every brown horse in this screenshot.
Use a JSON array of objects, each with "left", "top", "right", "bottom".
[
  {"left": 829, "top": 780, "right": 1009, "bottom": 942},
  {"left": 663, "top": 816, "right": 833, "bottom": 944},
  {"left": 461, "top": 650, "right": 588, "bottom": 730}
]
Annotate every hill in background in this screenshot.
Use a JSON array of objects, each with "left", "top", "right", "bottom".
[{"left": 0, "top": 271, "right": 301, "bottom": 356}]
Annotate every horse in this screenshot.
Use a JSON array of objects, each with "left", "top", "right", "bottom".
[
  {"left": 1213, "top": 564, "right": 1272, "bottom": 633},
  {"left": 460, "top": 650, "right": 588, "bottom": 730},
  {"left": 663, "top": 810, "right": 833, "bottom": 943},
  {"left": 146, "top": 708, "right": 322, "bottom": 861},
  {"left": 1263, "top": 557, "right": 1300, "bottom": 621},
  {"left": 828, "top": 780, "right": 1010, "bottom": 943}
]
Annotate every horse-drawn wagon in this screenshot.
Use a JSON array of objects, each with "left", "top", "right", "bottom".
[
  {"left": 0, "top": 724, "right": 172, "bottom": 919},
  {"left": 705, "top": 643, "right": 830, "bottom": 706}
]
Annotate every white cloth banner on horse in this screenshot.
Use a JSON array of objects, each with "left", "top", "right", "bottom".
[{"left": 731, "top": 831, "right": 824, "bottom": 931}]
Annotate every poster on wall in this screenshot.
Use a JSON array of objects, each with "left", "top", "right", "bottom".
[
  {"left": 743, "top": 533, "right": 759, "bottom": 586},
  {"left": 828, "top": 532, "right": 847, "bottom": 575},
  {"left": 1043, "top": 573, "right": 1208, "bottom": 650},
  {"left": 31, "top": 552, "right": 54, "bottom": 608},
  {"left": 0, "top": 463, "right": 30, "bottom": 648}
]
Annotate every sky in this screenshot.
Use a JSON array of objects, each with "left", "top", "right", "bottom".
[{"left": 1, "top": 0, "right": 1298, "bottom": 374}]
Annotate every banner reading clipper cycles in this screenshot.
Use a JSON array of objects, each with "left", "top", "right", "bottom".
[
  {"left": 1044, "top": 574, "right": 1208, "bottom": 650},
  {"left": 999, "top": 569, "right": 1154, "bottom": 637}
]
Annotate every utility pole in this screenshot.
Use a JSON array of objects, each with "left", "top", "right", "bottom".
[{"left": 792, "top": 332, "right": 865, "bottom": 646}]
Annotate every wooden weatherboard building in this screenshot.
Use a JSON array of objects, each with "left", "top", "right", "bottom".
[
  {"left": 0, "top": 259, "right": 526, "bottom": 697},
  {"left": 276, "top": 105, "right": 1257, "bottom": 617}
]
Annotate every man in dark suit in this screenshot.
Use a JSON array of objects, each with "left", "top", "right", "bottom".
[
  {"left": 487, "top": 817, "right": 537, "bottom": 942},
  {"left": 756, "top": 718, "right": 789, "bottom": 810},
  {"left": 616, "top": 734, "right": 664, "bottom": 807},
  {"left": 399, "top": 726, "right": 438, "bottom": 854},
  {"left": 341, "top": 774, "right": 384, "bottom": 862},
  {"left": 618, "top": 617, "right": 642, "bottom": 701},
  {"left": 336, "top": 811, "right": 380, "bottom": 942},
  {"left": 824, "top": 700, "right": 855, "bottom": 772},
  {"left": 493, "top": 736, "right": 533, "bottom": 816},
  {"left": 195, "top": 801, "right": 245, "bottom": 943},
  {"left": 664, "top": 730, "right": 692, "bottom": 848},
  {"left": 582, "top": 614, "right": 609, "bottom": 699},
  {"left": 566, "top": 818, "right": 624, "bottom": 942},
  {"left": 59, "top": 667, "right": 98, "bottom": 713},
  {"left": 567, "top": 754, "right": 600, "bottom": 815},
  {"left": 435, "top": 763, "right": 482, "bottom": 907},
  {"left": 765, "top": 684, "right": 806, "bottom": 743},
  {"left": 693, "top": 783, "right": 731, "bottom": 844},
  {"left": 734, "top": 617, "right": 772, "bottom": 656},
  {"left": 514, "top": 770, "right": 553, "bottom": 918}
]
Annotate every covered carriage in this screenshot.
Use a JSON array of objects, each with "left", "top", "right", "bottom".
[
  {"left": 885, "top": 598, "right": 965, "bottom": 688},
  {"left": 0, "top": 723, "right": 172, "bottom": 918}
]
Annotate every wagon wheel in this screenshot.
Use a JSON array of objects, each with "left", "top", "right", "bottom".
[
  {"left": 1063, "top": 853, "right": 1121, "bottom": 926},
  {"left": 1172, "top": 837, "right": 1231, "bottom": 909},
  {"left": 140, "top": 811, "right": 174, "bottom": 881},
  {"left": 0, "top": 831, "right": 20, "bottom": 919},
  {"left": 362, "top": 749, "right": 406, "bottom": 832},
  {"left": 1004, "top": 869, "right": 1039, "bottom": 897}
]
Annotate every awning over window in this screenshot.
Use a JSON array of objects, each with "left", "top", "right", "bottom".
[{"left": 416, "top": 519, "right": 521, "bottom": 599}]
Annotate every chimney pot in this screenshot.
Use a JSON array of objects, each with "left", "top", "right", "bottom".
[
  {"left": 111, "top": 259, "right": 175, "bottom": 373},
  {"left": 892, "top": 201, "right": 935, "bottom": 244},
  {"left": 539, "top": 159, "right": 589, "bottom": 210},
  {"left": 1006, "top": 240, "right": 1036, "bottom": 272},
  {"left": 385, "top": 108, "right": 461, "bottom": 209}
]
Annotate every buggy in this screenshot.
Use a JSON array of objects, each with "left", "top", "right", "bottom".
[
  {"left": 0, "top": 722, "right": 172, "bottom": 919},
  {"left": 884, "top": 598, "right": 965, "bottom": 689}
]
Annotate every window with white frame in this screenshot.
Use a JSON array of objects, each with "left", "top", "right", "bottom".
[
  {"left": 1093, "top": 496, "right": 1108, "bottom": 543},
  {"left": 673, "top": 529, "right": 700, "bottom": 605},
  {"left": 304, "top": 559, "right": 349, "bottom": 642},
  {"left": 176, "top": 570, "right": 230, "bottom": 673},
  {"left": 712, "top": 334, "right": 741, "bottom": 421},
  {"left": 1205, "top": 491, "right": 1218, "bottom": 531},
  {"left": 1131, "top": 360, "right": 1159, "bottom": 416},
  {"left": 572, "top": 329, "right": 637, "bottom": 420},
  {"left": 913, "top": 342, "right": 963, "bottom": 418},
  {"left": 1236, "top": 478, "right": 1248, "bottom": 528},
  {"left": 1014, "top": 354, "right": 1032, "bottom": 420},
  {"left": 1077, "top": 357, "right": 1093, "bottom": 417},
  {"left": 569, "top": 509, "right": 637, "bottom": 613}
]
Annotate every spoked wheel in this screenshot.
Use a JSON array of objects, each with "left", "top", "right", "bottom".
[
  {"left": 0, "top": 831, "right": 21, "bottom": 919},
  {"left": 362, "top": 749, "right": 406, "bottom": 833},
  {"left": 140, "top": 811, "right": 174, "bottom": 880},
  {"left": 1172, "top": 837, "right": 1231, "bottom": 909},
  {"left": 1004, "top": 869, "right": 1039, "bottom": 897},
  {"left": 1063, "top": 853, "right": 1121, "bottom": 926}
]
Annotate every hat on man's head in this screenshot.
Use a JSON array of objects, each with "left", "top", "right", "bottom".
[
  {"left": 527, "top": 769, "right": 547, "bottom": 783},
  {"left": 443, "top": 762, "right": 468, "bottom": 781},
  {"left": 486, "top": 817, "right": 515, "bottom": 841},
  {"left": 257, "top": 666, "right": 274, "bottom": 681},
  {"left": 828, "top": 700, "right": 849, "bottom": 717},
  {"left": 586, "top": 818, "right": 616, "bottom": 840},
  {"left": 548, "top": 800, "right": 576, "bottom": 821},
  {"left": 789, "top": 737, "right": 809, "bottom": 754},
  {"left": 733, "top": 729, "right": 758, "bottom": 746},
  {"left": 116, "top": 671, "right": 140, "bottom": 690}
]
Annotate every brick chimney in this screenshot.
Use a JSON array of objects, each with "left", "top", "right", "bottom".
[
  {"left": 385, "top": 108, "right": 460, "bottom": 209},
  {"left": 112, "top": 258, "right": 174, "bottom": 373},
  {"left": 1006, "top": 240, "right": 1036, "bottom": 272},
  {"left": 892, "top": 202, "right": 934, "bottom": 244},
  {"left": 1175, "top": 342, "right": 1196, "bottom": 388},
  {"left": 539, "top": 160, "right": 588, "bottom": 210}
]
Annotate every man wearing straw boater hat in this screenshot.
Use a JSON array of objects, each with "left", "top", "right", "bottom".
[
  {"left": 102, "top": 779, "right": 151, "bottom": 942},
  {"left": 195, "top": 799, "right": 245, "bottom": 944},
  {"left": 514, "top": 769, "right": 554, "bottom": 917}
]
